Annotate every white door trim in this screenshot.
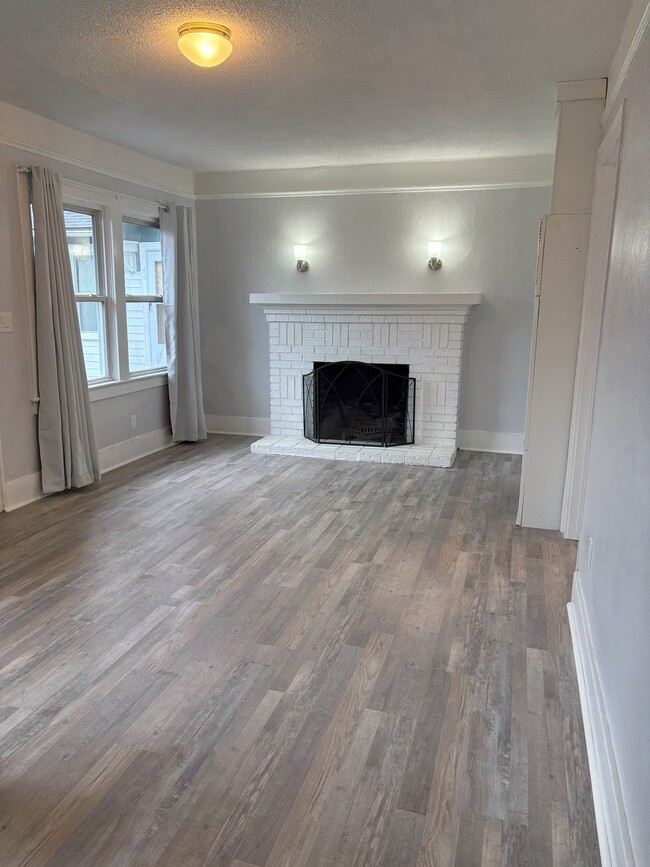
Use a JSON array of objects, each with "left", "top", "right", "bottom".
[
  {"left": 0, "top": 431, "right": 6, "bottom": 512},
  {"left": 561, "top": 104, "right": 624, "bottom": 540}
]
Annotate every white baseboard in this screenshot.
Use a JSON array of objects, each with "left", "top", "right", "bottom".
[
  {"left": 205, "top": 415, "right": 271, "bottom": 437},
  {"left": 2, "top": 427, "right": 173, "bottom": 511},
  {"left": 457, "top": 429, "right": 523, "bottom": 454},
  {"left": 98, "top": 427, "right": 173, "bottom": 473},
  {"left": 4, "top": 471, "right": 43, "bottom": 512},
  {"left": 568, "top": 570, "right": 636, "bottom": 867}
]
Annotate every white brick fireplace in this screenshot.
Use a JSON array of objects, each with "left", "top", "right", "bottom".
[{"left": 250, "top": 293, "right": 481, "bottom": 468}]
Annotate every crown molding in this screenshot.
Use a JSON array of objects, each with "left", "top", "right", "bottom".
[
  {"left": 196, "top": 180, "right": 551, "bottom": 201},
  {"left": 603, "top": 0, "right": 650, "bottom": 126},
  {"left": 555, "top": 79, "right": 608, "bottom": 104},
  {"left": 195, "top": 154, "right": 553, "bottom": 200},
  {"left": 0, "top": 100, "right": 195, "bottom": 198},
  {"left": 0, "top": 100, "right": 557, "bottom": 202}
]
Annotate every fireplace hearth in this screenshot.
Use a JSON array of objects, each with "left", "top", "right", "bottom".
[{"left": 303, "top": 361, "right": 415, "bottom": 447}]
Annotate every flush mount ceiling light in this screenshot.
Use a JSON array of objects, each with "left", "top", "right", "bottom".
[{"left": 177, "top": 22, "right": 233, "bottom": 67}]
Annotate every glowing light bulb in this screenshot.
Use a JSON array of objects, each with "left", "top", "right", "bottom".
[
  {"left": 427, "top": 241, "right": 443, "bottom": 271},
  {"left": 177, "top": 23, "right": 233, "bottom": 68},
  {"left": 294, "top": 245, "right": 309, "bottom": 272}
]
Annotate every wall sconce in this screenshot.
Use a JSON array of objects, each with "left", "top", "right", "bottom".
[
  {"left": 294, "top": 244, "right": 309, "bottom": 272},
  {"left": 428, "top": 241, "right": 443, "bottom": 271}
]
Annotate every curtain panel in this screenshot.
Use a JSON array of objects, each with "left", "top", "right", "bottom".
[
  {"left": 29, "top": 166, "right": 101, "bottom": 494},
  {"left": 161, "top": 206, "right": 207, "bottom": 443}
]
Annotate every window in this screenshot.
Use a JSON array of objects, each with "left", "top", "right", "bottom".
[
  {"left": 62, "top": 184, "right": 170, "bottom": 396},
  {"left": 122, "top": 219, "right": 166, "bottom": 373},
  {"left": 64, "top": 208, "right": 108, "bottom": 381}
]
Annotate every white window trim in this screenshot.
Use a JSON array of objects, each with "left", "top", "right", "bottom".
[
  {"left": 89, "top": 372, "right": 168, "bottom": 402},
  {"left": 64, "top": 204, "right": 112, "bottom": 384},
  {"left": 63, "top": 180, "right": 170, "bottom": 398}
]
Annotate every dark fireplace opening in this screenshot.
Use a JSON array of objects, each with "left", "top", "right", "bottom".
[{"left": 303, "top": 361, "right": 415, "bottom": 447}]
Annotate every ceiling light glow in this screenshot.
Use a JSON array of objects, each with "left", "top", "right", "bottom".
[{"left": 177, "top": 22, "right": 233, "bottom": 67}]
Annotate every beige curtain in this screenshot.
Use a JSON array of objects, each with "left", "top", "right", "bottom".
[
  {"left": 30, "top": 166, "right": 101, "bottom": 493},
  {"left": 161, "top": 205, "right": 207, "bottom": 443}
]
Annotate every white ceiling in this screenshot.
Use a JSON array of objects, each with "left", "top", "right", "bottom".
[{"left": 0, "top": 0, "right": 630, "bottom": 173}]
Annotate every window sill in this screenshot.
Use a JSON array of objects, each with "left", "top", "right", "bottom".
[{"left": 89, "top": 372, "right": 168, "bottom": 402}]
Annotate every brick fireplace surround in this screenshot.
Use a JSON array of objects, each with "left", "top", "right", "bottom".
[{"left": 250, "top": 293, "right": 481, "bottom": 468}]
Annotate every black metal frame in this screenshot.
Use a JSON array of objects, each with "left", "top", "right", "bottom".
[{"left": 303, "top": 360, "right": 415, "bottom": 447}]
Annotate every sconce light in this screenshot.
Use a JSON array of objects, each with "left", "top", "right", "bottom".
[
  {"left": 294, "top": 244, "right": 309, "bottom": 272},
  {"left": 428, "top": 241, "right": 443, "bottom": 271}
]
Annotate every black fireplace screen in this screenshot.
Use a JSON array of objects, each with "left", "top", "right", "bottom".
[{"left": 303, "top": 361, "right": 415, "bottom": 447}]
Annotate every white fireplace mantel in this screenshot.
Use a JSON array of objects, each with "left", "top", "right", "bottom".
[{"left": 250, "top": 292, "right": 481, "bottom": 308}]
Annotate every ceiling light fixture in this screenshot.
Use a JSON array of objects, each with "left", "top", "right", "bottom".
[{"left": 177, "top": 22, "right": 233, "bottom": 67}]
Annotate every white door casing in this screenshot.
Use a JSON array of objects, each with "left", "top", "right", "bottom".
[{"left": 561, "top": 104, "right": 624, "bottom": 540}]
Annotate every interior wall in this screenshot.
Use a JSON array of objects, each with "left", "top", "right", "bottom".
[
  {"left": 575, "top": 16, "right": 650, "bottom": 864},
  {"left": 196, "top": 185, "right": 550, "bottom": 445},
  {"left": 0, "top": 130, "right": 193, "bottom": 506}
]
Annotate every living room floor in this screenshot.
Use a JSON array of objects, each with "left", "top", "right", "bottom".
[{"left": 0, "top": 436, "right": 599, "bottom": 866}]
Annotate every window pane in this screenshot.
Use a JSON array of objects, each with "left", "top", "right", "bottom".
[
  {"left": 126, "top": 301, "right": 166, "bottom": 372},
  {"left": 76, "top": 301, "right": 108, "bottom": 381},
  {"left": 122, "top": 220, "right": 162, "bottom": 296},
  {"left": 64, "top": 210, "right": 99, "bottom": 294}
]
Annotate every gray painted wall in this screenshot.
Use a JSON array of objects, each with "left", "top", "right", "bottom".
[
  {"left": 0, "top": 140, "right": 191, "bottom": 491},
  {"left": 197, "top": 186, "right": 550, "bottom": 437},
  {"left": 577, "top": 30, "right": 650, "bottom": 864}
]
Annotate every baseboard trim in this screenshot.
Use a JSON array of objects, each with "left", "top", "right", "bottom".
[
  {"left": 4, "top": 471, "right": 44, "bottom": 512},
  {"left": 3, "top": 427, "right": 173, "bottom": 511},
  {"left": 205, "top": 415, "right": 271, "bottom": 437},
  {"left": 457, "top": 429, "right": 523, "bottom": 454},
  {"left": 568, "top": 570, "right": 636, "bottom": 867},
  {"left": 99, "top": 427, "right": 174, "bottom": 473}
]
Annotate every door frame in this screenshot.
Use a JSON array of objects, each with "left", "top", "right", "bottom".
[
  {"left": 0, "top": 431, "right": 7, "bottom": 512},
  {"left": 561, "top": 104, "right": 624, "bottom": 540}
]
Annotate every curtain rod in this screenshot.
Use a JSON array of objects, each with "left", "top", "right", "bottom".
[{"left": 16, "top": 165, "right": 171, "bottom": 212}]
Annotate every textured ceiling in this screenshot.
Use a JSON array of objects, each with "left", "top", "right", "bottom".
[{"left": 0, "top": 0, "right": 631, "bottom": 172}]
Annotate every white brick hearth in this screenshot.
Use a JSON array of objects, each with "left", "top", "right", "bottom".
[{"left": 250, "top": 293, "right": 481, "bottom": 468}]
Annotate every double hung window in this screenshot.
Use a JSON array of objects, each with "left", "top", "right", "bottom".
[{"left": 62, "top": 186, "right": 169, "bottom": 392}]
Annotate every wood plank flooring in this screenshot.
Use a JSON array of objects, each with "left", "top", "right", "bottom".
[{"left": 0, "top": 436, "right": 600, "bottom": 866}]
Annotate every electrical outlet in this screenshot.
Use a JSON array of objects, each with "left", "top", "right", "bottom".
[
  {"left": 0, "top": 313, "right": 12, "bottom": 332},
  {"left": 130, "top": 415, "right": 137, "bottom": 431}
]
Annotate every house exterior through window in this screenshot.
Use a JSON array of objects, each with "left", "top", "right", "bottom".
[
  {"left": 64, "top": 208, "right": 108, "bottom": 382},
  {"left": 122, "top": 219, "right": 166, "bottom": 373}
]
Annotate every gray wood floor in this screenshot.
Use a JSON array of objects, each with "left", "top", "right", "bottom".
[{"left": 0, "top": 436, "right": 600, "bottom": 867}]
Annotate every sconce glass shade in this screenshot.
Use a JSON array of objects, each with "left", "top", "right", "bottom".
[
  {"left": 294, "top": 244, "right": 309, "bottom": 272},
  {"left": 428, "top": 240, "right": 443, "bottom": 271},
  {"left": 178, "top": 23, "right": 233, "bottom": 67}
]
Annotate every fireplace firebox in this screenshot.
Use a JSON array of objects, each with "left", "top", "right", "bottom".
[{"left": 303, "top": 361, "right": 415, "bottom": 447}]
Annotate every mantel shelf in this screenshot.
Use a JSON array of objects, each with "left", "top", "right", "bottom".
[{"left": 249, "top": 292, "right": 481, "bottom": 308}]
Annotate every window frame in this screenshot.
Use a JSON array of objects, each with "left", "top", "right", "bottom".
[
  {"left": 63, "top": 204, "right": 112, "bottom": 385},
  {"left": 62, "top": 181, "right": 169, "bottom": 399},
  {"left": 122, "top": 215, "right": 167, "bottom": 377}
]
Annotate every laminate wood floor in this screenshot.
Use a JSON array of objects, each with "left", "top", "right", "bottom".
[{"left": 0, "top": 436, "right": 600, "bottom": 867}]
